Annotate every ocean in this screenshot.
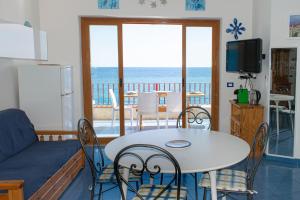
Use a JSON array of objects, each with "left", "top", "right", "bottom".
[{"left": 91, "top": 67, "right": 212, "bottom": 105}]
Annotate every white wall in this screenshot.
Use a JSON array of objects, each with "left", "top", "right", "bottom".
[
  {"left": 252, "top": 0, "right": 271, "bottom": 114},
  {"left": 0, "top": 0, "right": 40, "bottom": 110},
  {"left": 39, "top": 0, "right": 254, "bottom": 132}
]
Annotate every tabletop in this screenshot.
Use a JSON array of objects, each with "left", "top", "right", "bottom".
[
  {"left": 270, "top": 93, "right": 294, "bottom": 101},
  {"left": 105, "top": 128, "right": 250, "bottom": 173}
]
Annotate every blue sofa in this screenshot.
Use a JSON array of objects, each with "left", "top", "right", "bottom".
[{"left": 0, "top": 109, "right": 84, "bottom": 200}]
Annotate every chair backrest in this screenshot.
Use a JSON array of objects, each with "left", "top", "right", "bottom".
[
  {"left": 245, "top": 122, "right": 270, "bottom": 188},
  {"left": 138, "top": 92, "right": 158, "bottom": 114},
  {"left": 176, "top": 106, "right": 211, "bottom": 130},
  {"left": 166, "top": 92, "right": 182, "bottom": 114},
  {"left": 114, "top": 144, "right": 182, "bottom": 200},
  {"left": 109, "top": 89, "right": 118, "bottom": 109},
  {"left": 77, "top": 118, "right": 105, "bottom": 180}
]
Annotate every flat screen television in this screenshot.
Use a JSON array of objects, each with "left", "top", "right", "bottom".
[{"left": 226, "top": 38, "right": 262, "bottom": 73}]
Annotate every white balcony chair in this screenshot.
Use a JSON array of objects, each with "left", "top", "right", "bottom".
[
  {"left": 165, "top": 92, "right": 182, "bottom": 128},
  {"left": 136, "top": 92, "right": 159, "bottom": 130},
  {"left": 109, "top": 89, "right": 133, "bottom": 127}
]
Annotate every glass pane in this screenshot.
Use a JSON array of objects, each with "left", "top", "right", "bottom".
[
  {"left": 123, "top": 24, "right": 182, "bottom": 133},
  {"left": 186, "top": 27, "right": 212, "bottom": 129},
  {"left": 89, "top": 25, "right": 120, "bottom": 137},
  {"left": 268, "top": 48, "right": 297, "bottom": 157}
]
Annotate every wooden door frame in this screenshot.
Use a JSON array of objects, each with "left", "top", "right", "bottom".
[{"left": 81, "top": 17, "right": 220, "bottom": 143}]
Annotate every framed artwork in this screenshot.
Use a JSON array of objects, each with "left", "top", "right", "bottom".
[
  {"left": 98, "top": 0, "right": 119, "bottom": 9},
  {"left": 186, "top": 0, "right": 205, "bottom": 11},
  {"left": 289, "top": 15, "right": 300, "bottom": 38}
]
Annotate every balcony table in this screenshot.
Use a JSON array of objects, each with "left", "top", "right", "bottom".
[
  {"left": 105, "top": 128, "right": 250, "bottom": 200},
  {"left": 124, "top": 91, "right": 206, "bottom": 129}
]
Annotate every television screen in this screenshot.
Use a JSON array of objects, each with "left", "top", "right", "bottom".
[{"left": 226, "top": 38, "right": 262, "bottom": 73}]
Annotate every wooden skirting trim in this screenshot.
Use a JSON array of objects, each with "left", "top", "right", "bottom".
[
  {"left": 35, "top": 130, "right": 78, "bottom": 135},
  {"left": 29, "top": 149, "right": 84, "bottom": 200}
]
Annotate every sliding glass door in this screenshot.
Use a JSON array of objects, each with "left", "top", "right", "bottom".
[
  {"left": 122, "top": 24, "right": 182, "bottom": 133},
  {"left": 89, "top": 25, "right": 121, "bottom": 138},
  {"left": 186, "top": 27, "right": 213, "bottom": 129},
  {"left": 81, "top": 18, "right": 220, "bottom": 143}
]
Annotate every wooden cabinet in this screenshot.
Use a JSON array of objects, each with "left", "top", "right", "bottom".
[{"left": 230, "top": 100, "right": 264, "bottom": 146}]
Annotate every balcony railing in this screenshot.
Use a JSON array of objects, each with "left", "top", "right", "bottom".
[{"left": 92, "top": 82, "right": 211, "bottom": 106}]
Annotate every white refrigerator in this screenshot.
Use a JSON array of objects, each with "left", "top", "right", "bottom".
[{"left": 18, "top": 64, "right": 74, "bottom": 130}]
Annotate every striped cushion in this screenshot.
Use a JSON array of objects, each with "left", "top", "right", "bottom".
[
  {"left": 133, "top": 184, "right": 187, "bottom": 200},
  {"left": 99, "top": 164, "right": 140, "bottom": 182},
  {"left": 199, "top": 169, "right": 247, "bottom": 192}
]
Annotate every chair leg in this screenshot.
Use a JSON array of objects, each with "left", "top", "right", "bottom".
[
  {"left": 194, "top": 173, "right": 199, "bottom": 200},
  {"left": 160, "top": 174, "right": 164, "bottom": 185},
  {"left": 98, "top": 183, "right": 103, "bottom": 200},
  {"left": 111, "top": 109, "right": 115, "bottom": 127},
  {"left": 289, "top": 113, "right": 294, "bottom": 134},
  {"left": 89, "top": 182, "right": 95, "bottom": 200},
  {"left": 136, "top": 113, "right": 139, "bottom": 130},
  {"left": 247, "top": 193, "right": 254, "bottom": 200},
  {"left": 156, "top": 113, "right": 160, "bottom": 129},
  {"left": 166, "top": 113, "right": 169, "bottom": 129},
  {"left": 135, "top": 181, "right": 139, "bottom": 190},
  {"left": 203, "top": 187, "right": 207, "bottom": 200},
  {"left": 130, "top": 109, "right": 133, "bottom": 127}
]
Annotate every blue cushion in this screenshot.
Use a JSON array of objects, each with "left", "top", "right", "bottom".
[
  {"left": 0, "top": 109, "right": 37, "bottom": 162},
  {"left": 0, "top": 140, "right": 81, "bottom": 199}
]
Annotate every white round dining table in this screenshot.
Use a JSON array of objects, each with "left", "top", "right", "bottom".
[{"left": 105, "top": 128, "right": 250, "bottom": 200}]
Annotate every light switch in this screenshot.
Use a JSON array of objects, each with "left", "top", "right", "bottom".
[{"left": 227, "top": 82, "right": 234, "bottom": 87}]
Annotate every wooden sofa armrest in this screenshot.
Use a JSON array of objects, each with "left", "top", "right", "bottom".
[
  {"left": 35, "top": 130, "right": 78, "bottom": 141},
  {"left": 0, "top": 180, "right": 24, "bottom": 200},
  {"left": 35, "top": 130, "right": 78, "bottom": 136}
]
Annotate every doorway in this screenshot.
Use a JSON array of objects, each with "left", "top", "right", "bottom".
[{"left": 81, "top": 18, "right": 220, "bottom": 144}]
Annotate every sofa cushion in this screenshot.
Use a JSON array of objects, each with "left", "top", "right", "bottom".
[
  {"left": 0, "top": 109, "right": 37, "bottom": 162},
  {"left": 0, "top": 140, "right": 81, "bottom": 199}
]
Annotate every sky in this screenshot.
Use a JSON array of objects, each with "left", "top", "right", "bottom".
[{"left": 90, "top": 24, "right": 212, "bottom": 68}]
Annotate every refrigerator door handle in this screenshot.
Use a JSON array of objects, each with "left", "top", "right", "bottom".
[{"left": 61, "top": 92, "right": 73, "bottom": 96}]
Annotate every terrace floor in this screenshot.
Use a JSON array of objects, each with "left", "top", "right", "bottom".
[{"left": 94, "top": 119, "right": 179, "bottom": 137}]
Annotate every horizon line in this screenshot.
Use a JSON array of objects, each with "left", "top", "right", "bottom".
[{"left": 91, "top": 66, "right": 212, "bottom": 68}]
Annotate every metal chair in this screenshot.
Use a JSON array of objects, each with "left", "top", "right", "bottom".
[
  {"left": 109, "top": 89, "right": 134, "bottom": 127},
  {"left": 136, "top": 92, "right": 159, "bottom": 130},
  {"left": 77, "top": 118, "right": 140, "bottom": 200},
  {"left": 176, "top": 106, "right": 212, "bottom": 130},
  {"left": 199, "top": 122, "right": 270, "bottom": 200},
  {"left": 165, "top": 92, "right": 182, "bottom": 128},
  {"left": 114, "top": 144, "right": 187, "bottom": 200},
  {"left": 176, "top": 106, "right": 212, "bottom": 200}
]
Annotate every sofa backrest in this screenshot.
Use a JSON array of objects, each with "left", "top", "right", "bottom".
[{"left": 0, "top": 109, "right": 38, "bottom": 163}]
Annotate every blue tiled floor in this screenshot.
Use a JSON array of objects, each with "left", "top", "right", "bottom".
[{"left": 60, "top": 154, "right": 300, "bottom": 200}]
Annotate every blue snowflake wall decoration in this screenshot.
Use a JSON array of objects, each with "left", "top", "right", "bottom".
[
  {"left": 186, "top": 0, "right": 206, "bottom": 11},
  {"left": 226, "top": 18, "right": 246, "bottom": 40}
]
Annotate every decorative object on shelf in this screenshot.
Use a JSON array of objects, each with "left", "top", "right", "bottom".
[
  {"left": 289, "top": 15, "right": 300, "bottom": 38},
  {"left": 139, "top": 0, "right": 167, "bottom": 8},
  {"left": 165, "top": 140, "right": 192, "bottom": 148},
  {"left": 226, "top": 18, "right": 246, "bottom": 40},
  {"left": 98, "top": 0, "right": 119, "bottom": 9},
  {"left": 24, "top": 20, "right": 32, "bottom": 28},
  {"left": 186, "top": 0, "right": 206, "bottom": 11}
]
